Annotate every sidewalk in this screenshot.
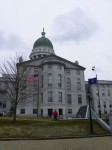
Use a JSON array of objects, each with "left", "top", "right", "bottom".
[{"left": 0, "top": 136, "right": 112, "bottom": 150}]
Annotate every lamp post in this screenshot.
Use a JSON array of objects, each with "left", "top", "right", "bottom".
[
  {"left": 92, "top": 66, "right": 101, "bottom": 118},
  {"left": 87, "top": 87, "right": 94, "bottom": 133}
]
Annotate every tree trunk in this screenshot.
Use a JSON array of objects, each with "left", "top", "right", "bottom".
[{"left": 13, "top": 103, "right": 17, "bottom": 123}]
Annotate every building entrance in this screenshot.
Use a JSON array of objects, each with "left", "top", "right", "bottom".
[
  {"left": 59, "top": 109, "right": 63, "bottom": 119},
  {"left": 48, "top": 109, "right": 53, "bottom": 117}
]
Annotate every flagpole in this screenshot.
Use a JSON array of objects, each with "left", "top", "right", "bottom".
[
  {"left": 96, "top": 74, "right": 101, "bottom": 118},
  {"left": 92, "top": 66, "right": 101, "bottom": 118}
]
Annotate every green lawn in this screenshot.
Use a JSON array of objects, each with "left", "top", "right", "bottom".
[{"left": 0, "top": 117, "right": 108, "bottom": 138}]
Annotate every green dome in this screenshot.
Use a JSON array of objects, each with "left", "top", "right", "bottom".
[{"left": 33, "top": 37, "right": 53, "bottom": 49}]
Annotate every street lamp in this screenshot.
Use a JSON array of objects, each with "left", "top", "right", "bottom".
[{"left": 87, "top": 87, "right": 94, "bottom": 133}]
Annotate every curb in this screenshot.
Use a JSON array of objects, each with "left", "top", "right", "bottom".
[{"left": 0, "top": 134, "right": 111, "bottom": 141}]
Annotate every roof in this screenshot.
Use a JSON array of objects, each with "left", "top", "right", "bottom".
[
  {"left": 33, "top": 29, "right": 53, "bottom": 49},
  {"left": 18, "top": 54, "right": 86, "bottom": 70}
]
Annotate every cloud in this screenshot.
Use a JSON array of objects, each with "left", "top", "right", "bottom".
[
  {"left": 0, "top": 31, "right": 28, "bottom": 51},
  {"left": 52, "top": 8, "right": 98, "bottom": 43}
]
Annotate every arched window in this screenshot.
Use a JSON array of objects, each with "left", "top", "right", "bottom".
[
  {"left": 67, "top": 78, "right": 71, "bottom": 90},
  {"left": 58, "top": 74, "right": 62, "bottom": 87},
  {"left": 48, "top": 73, "right": 52, "bottom": 87}
]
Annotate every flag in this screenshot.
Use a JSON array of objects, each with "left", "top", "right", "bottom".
[
  {"left": 88, "top": 77, "right": 97, "bottom": 85},
  {"left": 27, "top": 74, "right": 38, "bottom": 82},
  {"left": 92, "top": 66, "right": 95, "bottom": 71}
]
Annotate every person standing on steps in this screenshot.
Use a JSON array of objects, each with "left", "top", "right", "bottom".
[{"left": 53, "top": 110, "right": 58, "bottom": 121}]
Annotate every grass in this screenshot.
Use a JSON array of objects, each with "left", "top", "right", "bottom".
[{"left": 0, "top": 117, "right": 109, "bottom": 138}]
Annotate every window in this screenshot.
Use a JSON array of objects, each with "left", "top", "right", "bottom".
[
  {"left": 34, "top": 83, "right": 38, "bottom": 90},
  {"left": 33, "top": 109, "right": 37, "bottom": 114},
  {"left": 109, "top": 104, "right": 112, "bottom": 108},
  {"left": 96, "top": 89, "right": 98, "bottom": 96},
  {"left": 41, "top": 93, "right": 43, "bottom": 103},
  {"left": 33, "top": 55, "right": 36, "bottom": 59},
  {"left": 58, "top": 92, "right": 62, "bottom": 102},
  {"left": 76, "top": 70, "right": 80, "bottom": 75},
  {"left": 38, "top": 55, "right": 41, "bottom": 58},
  {"left": 103, "top": 102, "right": 106, "bottom": 108},
  {"left": 66, "top": 69, "right": 70, "bottom": 74},
  {"left": 104, "top": 110, "right": 107, "bottom": 114},
  {"left": 77, "top": 78, "right": 81, "bottom": 90},
  {"left": 20, "top": 93, "right": 26, "bottom": 99},
  {"left": 20, "top": 109, "right": 25, "bottom": 114},
  {"left": 58, "top": 74, "right": 62, "bottom": 87},
  {"left": 0, "top": 101, "right": 2, "bottom": 108},
  {"left": 67, "top": 94, "right": 72, "bottom": 104},
  {"left": 48, "top": 64, "right": 52, "bottom": 68},
  {"left": 41, "top": 109, "right": 43, "bottom": 117},
  {"left": 58, "top": 65, "right": 62, "bottom": 70},
  {"left": 102, "top": 89, "right": 105, "bottom": 96},
  {"left": 67, "top": 78, "right": 71, "bottom": 90},
  {"left": 78, "top": 94, "right": 82, "bottom": 104},
  {"left": 3, "top": 101, "right": 6, "bottom": 108},
  {"left": 108, "top": 89, "right": 110, "bottom": 96},
  {"left": 33, "top": 93, "right": 38, "bottom": 104},
  {"left": 48, "top": 73, "right": 52, "bottom": 87},
  {"left": 41, "top": 75, "right": 43, "bottom": 88},
  {"left": 68, "top": 109, "right": 72, "bottom": 114},
  {"left": 34, "top": 67, "right": 39, "bottom": 73},
  {"left": 48, "top": 91, "right": 53, "bottom": 102}
]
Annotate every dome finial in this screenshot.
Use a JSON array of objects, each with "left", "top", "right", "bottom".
[{"left": 41, "top": 27, "right": 46, "bottom": 37}]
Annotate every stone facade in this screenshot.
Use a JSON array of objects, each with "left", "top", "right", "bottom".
[
  {"left": 85, "top": 80, "right": 112, "bottom": 118},
  {"left": 0, "top": 77, "right": 11, "bottom": 115},
  {"left": 16, "top": 55, "right": 86, "bottom": 118}
]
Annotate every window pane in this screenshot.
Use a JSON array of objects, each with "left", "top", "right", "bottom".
[
  {"left": 20, "top": 109, "right": 25, "bottom": 114},
  {"left": 58, "top": 65, "right": 62, "bottom": 70},
  {"left": 33, "top": 109, "right": 38, "bottom": 114},
  {"left": 67, "top": 94, "right": 72, "bottom": 104},
  {"left": 78, "top": 94, "right": 82, "bottom": 104},
  {"left": 41, "top": 93, "right": 43, "bottom": 103},
  {"left": 66, "top": 70, "right": 70, "bottom": 74},
  {"left": 48, "top": 91, "right": 53, "bottom": 102},
  {"left": 41, "top": 75, "right": 43, "bottom": 88},
  {"left": 58, "top": 92, "right": 62, "bottom": 102},
  {"left": 76, "top": 70, "right": 80, "bottom": 75},
  {"left": 67, "top": 78, "right": 71, "bottom": 90},
  {"left": 33, "top": 94, "right": 38, "bottom": 104},
  {"left": 108, "top": 89, "right": 110, "bottom": 96},
  {"left": 48, "top": 64, "right": 52, "bottom": 68},
  {"left": 3, "top": 101, "right": 6, "bottom": 108},
  {"left": 68, "top": 109, "right": 72, "bottom": 114},
  {"left": 0, "top": 101, "right": 2, "bottom": 108},
  {"left": 48, "top": 73, "right": 52, "bottom": 87},
  {"left": 58, "top": 74, "right": 62, "bottom": 87}
]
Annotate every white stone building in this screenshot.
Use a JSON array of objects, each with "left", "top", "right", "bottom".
[
  {"left": 85, "top": 80, "right": 112, "bottom": 118},
  {"left": 0, "top": 76, "right": 11, "bottom": 115},
  {"left": 16, "top": 29, "right": 87, "bottom": 118}
]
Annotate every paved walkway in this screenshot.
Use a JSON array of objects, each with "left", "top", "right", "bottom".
[{"left": 0, "top": 136, "right": 112, "bottom": 150}]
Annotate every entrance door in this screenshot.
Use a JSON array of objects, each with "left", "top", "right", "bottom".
[
  {"left": 48, "top": 109, "right": 53, "bottom": 117},
  {"left": 59, "top": 109, "right": 63, "bottom": 119}
]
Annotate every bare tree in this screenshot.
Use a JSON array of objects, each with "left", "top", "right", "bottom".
[{"left": 0, "top": 55, "right": 35, "bottom": 123}]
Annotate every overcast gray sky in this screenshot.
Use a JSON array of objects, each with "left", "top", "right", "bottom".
[{"left": 0, "top": 0, "right": 112, "bottom": 80}]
